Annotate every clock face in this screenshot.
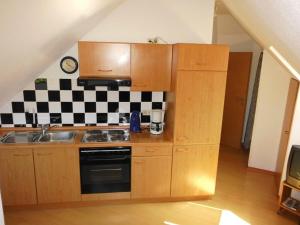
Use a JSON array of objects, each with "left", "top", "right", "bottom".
[{"left": 60, "top": 56, "right": 78, "bottom": 74}]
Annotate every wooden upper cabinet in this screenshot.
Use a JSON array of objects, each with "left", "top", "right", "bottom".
[
  {"left": 171, "top": 145, "right": 219, "bottom": 197},
  {"left": 131, "top": 43, "right": 172, "bottom": 91},
  {"left": 33, "top": 147, "right": 81, "bottom": 204},
  {"left": 78, "top": 42, "right": 130, "bottom": 78},
  {"left": 174, "top": 71, "right": 227, "bottom": 145},
  {"left": 0, "top": 148, "right": 37, "bottom": 206},
  {"left": 174, "top": 44, "right": 229, "bottom": 71}
]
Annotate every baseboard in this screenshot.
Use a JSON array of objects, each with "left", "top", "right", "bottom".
[{"left": 247, "top": 166, "right": 276, "bottom": 176}]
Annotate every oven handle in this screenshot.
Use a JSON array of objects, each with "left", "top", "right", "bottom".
[
  {"left": 80, "top": 149, "right": 131, "bottom": 153},
  {"left": 82, "top": 156, "right": 130, "bottom": 162},
  {"left": 88, "top": 168, "right": 122, "bottom": 172}
]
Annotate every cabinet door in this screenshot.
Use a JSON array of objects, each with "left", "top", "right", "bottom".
[
  {"left": 33, "top": 147, "right": 81, "bottom": 203},
  {"left": 171, "top": 145, "right": 219, "bottom": 197},
  {"left": 132, "top": 156, "right": 172, "bottom": 198},
  {"left": 78, "top": 42, "right": 130, "bottom": 77},
  {"left": 174, "top": 71, "right": 227, "bottom": 145},
  {"left": 174, "top": 44, "right": 229, "bottom": 71},
  {"left": 0, "top": 149, "right": 37, "bottom": 205},
  {"left": 131, "top": 43, "right": 172, "bottom": 91}
]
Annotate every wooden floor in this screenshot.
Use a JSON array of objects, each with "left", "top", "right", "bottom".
[{"left": 3, "top": 146, "right": 299, "bottom": 225}]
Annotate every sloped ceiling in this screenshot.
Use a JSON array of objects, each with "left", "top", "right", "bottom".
[
  {"left": 220, "top": 0, "right": 300, "bottom": 78},
  {"left": 0, "top": 0, "right": 125, "bottom": 107}
]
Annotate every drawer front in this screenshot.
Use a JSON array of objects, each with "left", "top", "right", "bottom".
[{"left": 133, "top": 146, "right": 172, "bottom": 157}]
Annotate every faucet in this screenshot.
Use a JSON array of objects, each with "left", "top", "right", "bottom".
[
  {"left": 40, "top": 124, "right": 50, "bottom": 136},
  {"left": 39, "top": 124, "right": 58, "bottom": 136}
]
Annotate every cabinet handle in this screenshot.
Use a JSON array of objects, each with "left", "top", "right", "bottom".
[
  {"left": 176, "top": 148, "right": 188, "bottom": 152},
  {"left": 13, "top": 153, "right": 31, "bottom": 157},
  {"left": 145, "top": 149, "right": 156, "bottom": 152},
  {"left": 36, "top": 153, "right": 52, "bottom": 156},
  {"left": 177, "top": 136, "right": 187, "bottom": 141},
  {"left": 195, "top": 62, "right": 207, "bottom": 65},
  {"left": 97, "top": 69, "right": 112, "bottom": 72}
]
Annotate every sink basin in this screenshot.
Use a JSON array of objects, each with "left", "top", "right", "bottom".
[
  {"left": 37, "top": 131, "right": 75, "bottom": 143},
  {"left": 0, "top": 131, "right": 76, "bottom": 144},
  {"left": 1, "top": 131, "right": 41, "bottom": 144}
]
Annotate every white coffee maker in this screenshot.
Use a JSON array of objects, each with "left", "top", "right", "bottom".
[{"left": 150, "top": 110, "right": 164, "bottom": 135}]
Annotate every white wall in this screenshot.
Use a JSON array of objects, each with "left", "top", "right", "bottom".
[
  {"left": 0, "top": 0, "right": 125, "bottom": 108},
  {"left": 248, "top": 50, "right": 291, "bottom": 171},
  {"left": 0, "top": 193, "right": 4, "bottom": 225},
  {"left": 213, "top": 14, "right": 262, "bottom": 142},
  {"left": 83, "top": 0, "right": 215, "bottom": 43},
  {"left": 39, "top": 0, "right": 215, "bottom": 79},
  {"left": 0, "top": 0, "right": 214, "bottom": 108},
  {"left": 281, "top": 86, "right": 300, "bottom": 199},
  {"left": 0, "top": 0, "right": 216, "bottom": 115}
]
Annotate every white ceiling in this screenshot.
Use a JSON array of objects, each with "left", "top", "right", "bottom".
[
  {"left": 0, "top": 0, "right": 125, "bottom": 107},
  {"left": 221, "top": 0, "right": 300, "bottom": 78}
]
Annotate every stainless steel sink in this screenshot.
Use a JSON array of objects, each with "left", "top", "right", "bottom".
[
  {"left": 37, "top": 131, "right": 75, "bottom": 143},
  {"left": 0, "top": 131, "right": 41, "bottom": 144},
  {"left": 0, "top": 131, "right": 76, "bottom": 144}
]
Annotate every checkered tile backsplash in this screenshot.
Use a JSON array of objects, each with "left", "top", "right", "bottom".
[{"left": 0, "top": 79, "right": 166, "bottom": 127}]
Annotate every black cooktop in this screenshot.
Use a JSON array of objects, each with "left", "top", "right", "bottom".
[{"left": 82, "top": 129, "right": 130, "bottom": 143}]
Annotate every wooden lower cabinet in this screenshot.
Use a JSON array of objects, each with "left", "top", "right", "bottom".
[
  {"left": 131, "top": 156, "right": 172, "bottom": 198},
  {"left": 33, "top": 147, "right": 81, "bottom": 203},
  {"left": 0, "top": 148, "right": 37, "bottom": 206},
  {"left": 171, "top": 145, "right": 219, "bottom": 197}
]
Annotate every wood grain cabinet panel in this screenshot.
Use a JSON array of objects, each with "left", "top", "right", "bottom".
[
  {"left": 174, "top": 71, "right": 227, "bottom": 145},
  {"left": 131, "top": 43, "right": 172, "bottom": 91},
  {"left": 33, "top": 147, "right": 81, "bottom": 203},
  {"left": 132, "top": 156, "right": 172, "bottom": 198},
  {"left": 132, "top": 145, "right": 172, "bottom": 157},
  {"left": 171, "top": 145, "right": 219, "bottom": 197},
  {"left": 0, "top": 149, "right": 37, "bottom": 206},
  {"left": 78, "top": 42, "right": 130, "bottom": 78},
  {"left": 175, "top": 44, "right": 229, "bottom": 71}
]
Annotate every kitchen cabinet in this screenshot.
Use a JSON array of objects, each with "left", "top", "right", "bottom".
[
  {"left": 174, "top": 44, "right": 229, "bottom": 71},
  {"left": 33, "top": 147, "right": 81, "bottom": 203},
  {"left": 174, "top": 70, "right": 227, "bottom": 145},
  {"left": 131, "top": 146, "right": 172, "bottom": 198},
  {"left": 78, "top": 42, "right": 130, "bottom": 78},
  {"left": 131, "top": 43, "right": 172, "bottom": 91},
  {"left": 166, "top": 44, "right": 229, "bottom": 198},
  {"left": 0, "top": 148, "right": 37, "bottom": 206},
  {"left": 171, "top": 145, "right": 219, "bottom": 197},
  {"left": 166, "top": 44, "right": 229, "bottom": 146}
]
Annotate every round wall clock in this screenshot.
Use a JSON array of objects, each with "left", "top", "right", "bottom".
[{"left": 60, "top": 56, "right": 78, "bottom": 74}]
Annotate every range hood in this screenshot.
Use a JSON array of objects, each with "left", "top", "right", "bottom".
[{"left": 77, "top": 77, "right": 131, "bottom": 87}]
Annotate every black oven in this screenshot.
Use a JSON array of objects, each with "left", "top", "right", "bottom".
[{"left": 79, "top": 147, "right": 131, "bottom": 194}]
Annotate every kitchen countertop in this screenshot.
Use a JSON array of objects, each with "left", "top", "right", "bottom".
[{"left": 0, "top": 127, "right": 173, "bottom": 149}]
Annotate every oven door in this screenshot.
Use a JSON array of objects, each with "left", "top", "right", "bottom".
[{"left": 80, "top": 147, "right": 131, "bottom": 194}]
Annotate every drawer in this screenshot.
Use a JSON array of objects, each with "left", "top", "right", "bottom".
[
  {"left": 132, "top": 146, "right": 172, "bottom": 157},
  {"left": 174, "top": 44, "right": 229, "bottom": 71}
]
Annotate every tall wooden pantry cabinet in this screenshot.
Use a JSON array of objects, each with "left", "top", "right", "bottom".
[{"left": 166, "top": 44, "right": 229, "bottom": 197}]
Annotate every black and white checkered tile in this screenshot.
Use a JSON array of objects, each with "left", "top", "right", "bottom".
[{"left": 0, "top": 79, "right": 166, "bottom": 127}]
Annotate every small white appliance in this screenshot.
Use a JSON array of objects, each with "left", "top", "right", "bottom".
[{"left": 150, "top": 110, "right": 164, "bottom": 135}]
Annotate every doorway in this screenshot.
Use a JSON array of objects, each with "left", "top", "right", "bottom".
[{"left": 221, "top": 52, "right": 252, "bottom": 150}]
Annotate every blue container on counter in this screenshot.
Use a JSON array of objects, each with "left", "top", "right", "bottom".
[{"left": 130, "top": 111, "right": 141, "bottom": 132}]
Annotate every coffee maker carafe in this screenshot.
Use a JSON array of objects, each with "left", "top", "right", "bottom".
[{"left": 150, "top": 110, "right": 164, "bottom": 135}]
